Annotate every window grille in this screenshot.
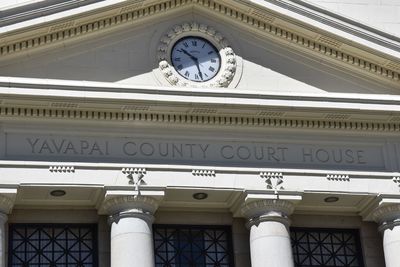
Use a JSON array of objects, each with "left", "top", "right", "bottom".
[
  {"left": 9, "top": 224, "right": 98, "bottom": 267},
  {"left": 153, "top": 225, "right": 234, "bottom": 267},
  {"left": 291, "top": 228, "right": 364, "bottom": 267}
]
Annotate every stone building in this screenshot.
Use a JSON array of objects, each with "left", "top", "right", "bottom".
[{"left": 0, "top": 0, "right": 399, "bottom": 266}]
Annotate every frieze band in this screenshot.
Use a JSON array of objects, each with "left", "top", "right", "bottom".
[{"left": 4, "top": 133, "right": 384, "bottom": 170}]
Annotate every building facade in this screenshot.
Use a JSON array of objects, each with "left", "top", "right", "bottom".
[{"left": 0, "top": 0, "right": 400, "bottom": 266}]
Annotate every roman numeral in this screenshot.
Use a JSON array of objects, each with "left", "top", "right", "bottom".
[
  {"left": 191, "top": 40, "right": 197, "bottom": 46},
  {"left": 183, "top": 42, "right": 189, "bottom": 48},
  {"left": 209, "top": 66, "right": 215, "bottom": 72},
  {"left": 211, "top": 59, "right": 216, "bottom": 63},
  {"left": 195, "top": 74, "right": 199, "bottom": 80},
  {"left": 184, "top": 71, "right": 190, "bottom": 77},
  {"left": 174, "top": 57, "right": 181, "bottom": 62},
  {"left": 208, "top": 51, "right": 214, "bottom": 55},
  {"left": 177, "top": 65, "right": 183, "bottom": 70}
]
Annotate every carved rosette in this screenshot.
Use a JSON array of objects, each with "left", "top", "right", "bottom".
[
  {"left": 157, "top": 22, "right": 237, "bottom": 88},
  {"left": 371, "top": 204, "right": 400, "bottom": 231},
  {"left": 241, "top": 199, "right": 294, "bottom": 228},
  {"left": 103, "top": 195, "right": 159, "bottom": 225}
]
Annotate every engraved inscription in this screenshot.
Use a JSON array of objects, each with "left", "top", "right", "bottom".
[
  {"left": 302, "top": 148, "right": 366, "bottom": 165},
  {"left": 27, "top": 138, "right": 109, "bottom": 156},
  {"left": 4, "top": 133, "right": 385, "bottom": 170}
]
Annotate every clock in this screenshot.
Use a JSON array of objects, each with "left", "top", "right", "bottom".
[
  {"left": 170, "top": 37, "right": 221, "bottom": 82},
  {"left": 157, "top": 22, "right": 238, "bottom": 88}
]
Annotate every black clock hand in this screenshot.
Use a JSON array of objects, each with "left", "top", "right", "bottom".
[
  {"left": 181, "top": 48, "right": 203, "bottom": 80},
  {"left": 181, "top": 48, "right": 198, "bottom": 61},
  {"left": 194, "top": 60, "right": 203, "bottom": 81}
]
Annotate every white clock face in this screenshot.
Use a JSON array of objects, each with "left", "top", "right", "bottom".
[{"left": 171, "top": 37, "right": 221, "bottom": 82}]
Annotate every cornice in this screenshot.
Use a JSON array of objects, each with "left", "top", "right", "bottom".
[
  {"left": 261, "top": 0, "right": 400, "bottom": 50},
  {"left": 0, "top": 0, "right": 100, "bottom": 27},
  {"left": 1, "top": 78, "right": 400, "bottom": 132},
  {"left": 0, "top": 0, "right": 399, "bottom": 87}
]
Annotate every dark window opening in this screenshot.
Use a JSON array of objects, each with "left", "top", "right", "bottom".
[
  {"left": 291, "top": 228, "right": 364, "bottom": 267},
  {"left": 153, "top": 224, "right": 234, "bottom": 267},
  {"left": 9, "top": 224, "right": 98, "bottom": 267}
]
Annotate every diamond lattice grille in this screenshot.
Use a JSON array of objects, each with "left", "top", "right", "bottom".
[
  {"left": 291, "top": 228, "right": 364, "bottom": 267},
  {"left": 9, "top": 224, "right": 97, "bottom": 267},
  {"left": 153, "top": 225, "right": 234, "bottom": 267}
]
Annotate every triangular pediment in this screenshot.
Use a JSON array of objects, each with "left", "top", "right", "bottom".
[{"left": 0, "top": 0, "right": 399, "bottom": 95}]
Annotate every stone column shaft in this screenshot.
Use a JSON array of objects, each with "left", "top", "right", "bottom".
[
  {"left": 372, "top": 204, "right": 400, "bottom": 267},
  {"left": 242, "top": 199, "right": 295, "bottom": 267},
  {"left": 103, "top": 195, "right": 159, "bottom": 267},
  {"left": 110, "top": 209, "right": 155, "bottom": 267},
  {"left": 0, "top": 213, "right": 7, "bottom": 267},
  {"left": 0, "top": 192, "right": 16, "bottom": 267}
]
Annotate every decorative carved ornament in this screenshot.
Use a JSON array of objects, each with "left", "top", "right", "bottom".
[
  {"left": 393, "top": 176, "right": 400, "bottom": 188},
  {"left": 157, "top": 22, "right": 237, "bottom": 87},
  {"left": 121, "top": 167, "right": 146, "bottom": 175},
  {"left": 192, "top": 169, "right": 216, "bottom": 176},
  {"left": 122, "top": 168, "right": 147, "bottom": 192},
  {"left": 326, "top": 174, "right": 350, "bottom": 182},
  {"left": 102, "top": 195, "right": 159, "bottom": 215},
  {"left": 49, "top": 166, "right": 75, "bottom": 173},
  {"left": 260, "top": 172, "right": 284, "bottom": 193},
  {"left": 0, "top": 195, "right": 15, "bottom": 214},
  {"left": 371, "top": 204, "right": 400, "bottom": 231},
  {"left": 241, "top": 199, "right": 294, "bottom": 218}
]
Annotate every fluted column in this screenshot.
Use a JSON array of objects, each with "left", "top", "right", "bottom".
[
  {"left": 102, "top": 195, "right": 159, "bottom": 267},
  {"left": 372, "top": 204, "right": 400, "bottom": 267},
  {"left": 242, "top": 199, "right": 295, "bottom": 267}
]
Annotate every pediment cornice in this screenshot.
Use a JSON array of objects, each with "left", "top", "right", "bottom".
[{"left": 0, "top": 0, "right": 399, "bottom": 87}]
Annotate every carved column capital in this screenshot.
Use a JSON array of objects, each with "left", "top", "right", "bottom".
[
  {"left": 0, "top": 195, "right": 14, "bottom": 214},
  {"left": 100, "top": 191, "right": 163, "bottom": 225},
  {"left": 0, "top": 189, "right": 17, "bottom": 214},
  {"left": 104, "top": 195, "right": 158, "bottom": 225},
  {"left": 241, "top": 199, "right": 295, "bottom": 228},
  {"left": 103, "top": 195, "right": 159, "bottom": 215},
  {"left": 371, "top": 204, "right": 400, "bottom": 231}
]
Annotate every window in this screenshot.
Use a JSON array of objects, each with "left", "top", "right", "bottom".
[
  {"left": 291, "top": 228, "right": 364, "bottom": 267},
  {"left": 9, "top": 224, "right": 98, "bottom": 267},
  {"left": 153, "top": 225, "right": 234, "bottom": 267}
]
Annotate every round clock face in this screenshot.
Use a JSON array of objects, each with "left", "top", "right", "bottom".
[{"left": 171, "top": 37, "right": 221, "bottom": 82}]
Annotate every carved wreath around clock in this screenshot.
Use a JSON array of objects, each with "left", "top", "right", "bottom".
[{"left": 157, "top": 22, "right": 237, "bottom": 87}]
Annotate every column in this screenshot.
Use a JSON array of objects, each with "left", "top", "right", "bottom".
[
  {"left": 0, "top": 212, "right": 7, "bottom": 267},
  {"left": 241, "top": 199, "right": 295, "bottom": 267},
  {"left": 102, "top": 195, "right": 159, "bottom": 267},
  {"left": 0, "top": 192, "right": 16, "bottom": 267},
  {"left": 372, "top": 204, "right": 400, "bottom": 267}
]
